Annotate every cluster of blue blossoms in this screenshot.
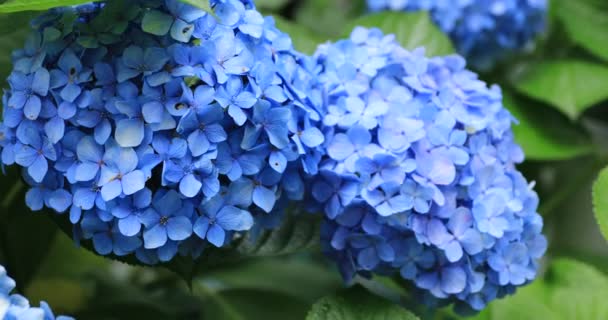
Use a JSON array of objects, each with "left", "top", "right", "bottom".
[
  {"left": 0, "top": 0, "right": 546, "bottom": 312},
  {"left": 1, "top": 265, "right": 72, "bottom": 319},
  {"left": 0, "top": 0, "right": 320, "bottom": 264},
  {"left": 308, "top": 27, "right": 547, "bottom": 311},
  {"left": 367, "top": 0, "right": 547, "bottom": 69}
]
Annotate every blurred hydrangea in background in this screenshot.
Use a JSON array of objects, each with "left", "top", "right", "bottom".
[
  {"left": 0, "top": 0, "right": 321, "bottom": 264},
  {"left": 308, "top": 27, "right": 547, "bottom": 311},
  {"left": 1, "top": 265, "right": 73, "bottom": 320},
  {"left": 366, "top": 0, "right": 547, "bottom": 69}
]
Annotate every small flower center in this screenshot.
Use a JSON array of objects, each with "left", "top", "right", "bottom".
[{"left": 159, "top": 216, "right": 169, "bottom": 226}]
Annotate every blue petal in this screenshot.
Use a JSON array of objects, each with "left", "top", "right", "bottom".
[
  {"left": 93, "top": 233, "right": 113, "bottom": 255},
  {"left": 122, "top": 170, "right": 146, "bottom": 195},
  {"left": 228, "top": 104, "right": 247, "bottom": 126},
  {"left": 73, "top": 188, "right": 96, "bottom": 210},
  {"left": 269, "top": 151, "right": 287, "bottom": 173},
  {"left": 193, "top": 217, "right": 210, "bottom": 239},
  {"left": 300, "top": 127, "right": 324, "bottom": 147},
  {"left": 75, "top": 162, "right": 99, "bottom": 181},
  {"left": 207, "top": 224, "right": 226, "bottom": 247},
  {"left": 170, "top": 19, "right": 194, "bottom": 42},
  {"left": 60, "top": 84, "right": 82, "bottom": 103},
  {"left": 116, "top": 119, "right": 145, "bottom": 147},
  {"left": 58, "top": 101, "right": 77, "bottom": 119},
  {"left": 357, "top": 247, "right": 379, "bottom": 270},
  {"left": 32, "top": 68, "right": 50, "bottom": 95},
  {"left": 143, "top": 224, "right": 167, "bottom": 249},
  {"left": 25, "top": 187, "right": 44, "bottom": 211},
  {"left": 44, "top": 116, "right": 64, "bottom": 144},
  {"left": 204, "top": 124, "right": 227, "bottom": 143},
  {"left": 144, "top": 47, "right": 170, "bottom": 72},
  {"left": 48, "top": 189, "right": 72, "bottom": 212},
  {"left": 217, "top": 206, "right": 253, "bottom": 231},
  {"left": 94, "top": 119, "right": 111, "bottom": 145},
  {"left": 28, "top": 155, "right": 48, "bottom": 182},
  {"left": 187, "top": 130, "right": 210, "bottom": 157},
  {"left": 179, "top": 173, "right": 202, "bottom": 197},
  {"left": 327, "top": 134, "right": 354, "bottom": 161},
  {"left": 440, "top": 266, "right": 467, "bottom": 294},
  {"left": 23, "top": 96, "right": 41, "bottom": 120},
  {"left": 166, "top": 216, "right": 192, "bottom": 241},
  {"left": 14, "top": 145, "right": 38, "bottom": 167},
  {"left": 101, "top": 179, "right": 122, "bottom": 201},
  {"left": 77, "top": 136, "right": 103, "bottom": 162},
  {"left": 253, "top": 185, "right": 276, "bottom": 213}
]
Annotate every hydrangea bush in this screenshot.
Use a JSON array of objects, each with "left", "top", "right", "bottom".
[
  {"left": 366, "top": 0, "right": 547, "bottom": 69},
  {"left": 1, "top": 265, "right": 72, "bottom": 320},
  {"left": 0, "top": 0, "right": 320, "bottom": 264},
  {"left": 9, "top": 0, "right": 606, "bottom": 318},
  {"left": 307, "top": 27, "right": 547, "bottom": 311}
]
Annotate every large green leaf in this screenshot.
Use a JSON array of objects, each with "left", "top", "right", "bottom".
[
  {"left": 199, "top": 257, "right": 341, "bottom": 303},
  {"left": 472, "top": 259, "right": 608, "bottom": 320},
  {"left": 592, "top": 166, "right": 608, "bottom": 243},
  {"left": 554, "top": 0, "right": 608, "bottom": 62},
  {"left": 200, "top": 287, "right": 311, "bottom": 320},
  {"left": 503, "top": 92, "right": 592, "bottom": 160},
  {"left": 0, "top": 0, "right": 100, "bottom": 12},
  {"left": 511, "top": 60, "right": 608, "bottom": 120},
  {"left": 52, "top": 207, "right": 321, "bottom": 284},
  {"left": 346, "top": 12, "right": 454, "bottom": 57},
  {"left": 306, "top": 286, "right": 420, "bottom": 320},
  {"left": 0, "top": 169, "right": 58, "bottom": 293},
  {"left": 295, "top": 0, "right": 366, "bottom": 38},
  {"left": 0, "top": 12, "right": 34, "bottom": 84}
]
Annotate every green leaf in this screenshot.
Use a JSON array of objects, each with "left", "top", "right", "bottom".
[
  {"left": 471, "top": 259, "right": 608, "bottom": 320},
  {"left": 0, "top": 169, "right": 58, "bottom": 293},
  {"left": 346, "top": 12, "right": 454, "bottom": 57},
  {"left": 592, "top": 166, "right": 608, "bottom": 243},
  {"left": 273, "top": 16, "right": 326, "bottom": 55},
  {"left": 295, "top": 0, "right": 366, "bottom": 38},
  {"left": 199, "top": 257, "right": 342, "bottom": 303},
  {"left": 0, "top": 0, "right": 101, "bottom": 13},
  {"left": 179, "top": 0, "right": 212, "bottom": 14},
  {"left": 200, "top": 288, "right": 311, "bottom": 320},
  {"left": 141, "top": 10, "right": 173, "bottom": 36},
  {"left": 0, "top": 12, "right": 34, "bottom": 84},
  {"left": 502, "top": 92, "right": 592, "bottom": 160},
  {"left": 554, "top": 0, "right": 608, "bottom": 62},
  {"left": 51, "top": 206, "right": 320, "bottom": 284},
  {"left": 306, "top": 286, "right": 420, "bottom": 320},
  {"left": 511, "top": 60, "right": 608, "bottom": 120},
  {"left": 256, "top": 0, "right": 289, "bottom": 11}
]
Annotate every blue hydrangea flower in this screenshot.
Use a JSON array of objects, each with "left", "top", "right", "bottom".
[
  {"left": 367, "top": 0, "right": 547, "bottom": 69},
  {"left": 309, "top": 27, "right": 547, "bottom": 312},
  {"left": 0, "top": 0, "right": 319, "bottom": 265},
  {"left": 1, "top": 265, "right": 73, "bottom": 319}
]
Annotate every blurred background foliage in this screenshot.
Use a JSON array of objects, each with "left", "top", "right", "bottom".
[{"left": 0, "top": 0, "right": 607, "bottom": 319}]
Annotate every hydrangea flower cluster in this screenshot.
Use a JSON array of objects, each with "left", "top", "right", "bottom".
[
  {"left": 367, "top": 0, "right": 547, "bottom": 69},
  {"left": 1, "top": 265, "right": 73, "bottom": 320},
  {"left": 308, "top": 27, "right": 547, "bottom": 311},
  {"left": 0, "top": 0, "right": 320, "bottom": 264}
]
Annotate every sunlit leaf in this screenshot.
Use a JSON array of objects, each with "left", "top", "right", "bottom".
[
  {"left": 346, "top": 12, "right": 454, "bottom": 56},
  {"left": 0, "top": 0, "right": 100, "bottom": 13},
  {"left": 511, "top": 60, "right": 608, "bottom": 119},
  {"left": 592, "top": 166, "right": 608, "bottom": 243},
  {"left": 554, "top": 0, "right": 608, "bottom": 62},
  {"left": 503, "top": 91, "right": 592, "bottom": 160},
  {"left": 306, "top": 286, "right": 419, "bottom": 320}
]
